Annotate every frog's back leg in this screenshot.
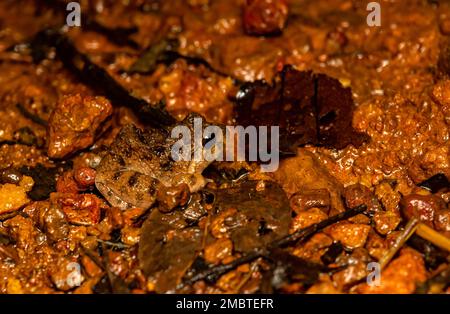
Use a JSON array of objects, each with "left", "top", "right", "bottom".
[{"left": 95, "top": 170, "right": 158, "bottom": 210}]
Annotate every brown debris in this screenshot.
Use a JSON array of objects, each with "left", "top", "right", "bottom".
[
  {"left": 373, "top": 210, "right": 401, "bottom": 235},
  {"left": 401, "top": 194, "right": 446, "bottom": 228},
  {"left": 138, "top": 209, "right": 203, "bottom": 293},
  {"left": 3, "top": 215, "right": 42, "bottom": 251},
  {"left": 56, "top": 171, "right": 80, "bottom": 194},
  {"left": 236, "top": 66, "right": 369, "bottom": 153},
  {"left": 0, "top": 0, "right": 448, "bottom": 295},
  {"left": 159, "top": 60, "right": 235, "bottom": 124},
  {"left": 23, "top": 201, "right": 70, "bottom": 242},
  {"left": 289, "top": 208, "right": 328, "bottom": 234},
  {"left": 343, "top": 184, "right": 382, "bottom": 214},
  {"left": 139, "top": 180, "right": 292, "bottom": 292},
  {"left": 431, "top": 79, "right": 450, "bottom": 125},
  {"left": 438, "top": 40, "right": 450, "bottom": 77},
  {"left": 95, "top": 115, "right": 213, "bottom": 210},
  {"left": 332, "top": 248, "right": 371, "bottom": 289},
  {"left": 434, "top": 209, "right": 450, "bottom": 234},
  {"left": 207, "top": 180, "right": 292, "bottom": 253},
  {"left": 292, "top": 233, "right": 333, "bottom": 264},
  {"left": 204, "top": 238, "right": 233, "bottom": 265},
  {"left": 325, "top": 222, "right": 371, "bottom": 250},
  {"left": 243, "top": 0, "right": 289, "bottom": 36},
  {"left": 49, "top": 257, "right": 84, "bottom": 291},
  {"left": 0, "top": 175, "right": 33, "bottom": 214},
  {"left": 355, "top": 248, "right": 427, "bottom": 294},
  {"left": 47, "top": 94, "right": 112, "bottom": 159},
  {"left": 74, "top": 167, "right": 96, "bottom": 189},
  {"left": 156, "top": 183, "right": 190, "bottom": 213},
  {"left": 56, "top": 167, "right": 97, "bottom": 194},
  {"left": 52, "top": 193, "right": 103, "bottom": 226},
  {"left": 289, "top": 189, "right": 331, "bottom": 214}
]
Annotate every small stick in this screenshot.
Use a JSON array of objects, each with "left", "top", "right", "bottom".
[
  {"left": 29, "top": 29, "right": 175, "bottom": 129},
  {"left": 234, "top": 261, "right": 259, "bottom": 293},
  {"left": 416, "top": 223, "right": 450, "bottom": 253},
  {"left": 270, "top": 204, "right": 367, "bottom": 248},
  {"left": 182, "top": 204, "right": 367, "bottom": 286},
  {"left": 379, "top": 217, "right": 419, "bottom": 270},
  {"left": 16, "top": 103, "right": 48, "bottom": 127},
  {"left": 96, "top": 239, "right": 129, "bottom": 249}
]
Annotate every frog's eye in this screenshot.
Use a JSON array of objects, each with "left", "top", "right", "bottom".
[{"left": 202, "top": 191, "right": 215, "bottom": 204}]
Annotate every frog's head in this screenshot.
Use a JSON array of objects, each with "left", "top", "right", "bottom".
[{"left": 168, "top": 113, "right": 226, "bottom": 166}]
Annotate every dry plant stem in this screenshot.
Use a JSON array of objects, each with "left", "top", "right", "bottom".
[
  {"left": 234, "top": 261, "right": 259, "bottom": 293},
  {"left": 96, "top": 239, "right": 129, "bottom": 249},
  {"left": 416, "top": 223, "right": 450, "bottom": 252},
  {"left": 379, "top": 217, "right": 419, "bottom": 270},
  {"left": 31, "top": 30, "right": 175, "bottom": 128}
]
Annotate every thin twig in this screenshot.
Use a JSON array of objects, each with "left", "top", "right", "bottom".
[
  {"left": 270, "top": 204, "right": 367, "bottom": 248},
  {"left": 181, "top": 204, "right": 367, "bottom": 286},
  {"left": 379, "top": 217, "right": 419, "bottom": 270},
  {"left": 96, "top": 239, "right": 129, "bottom": 249},
  {"left": 234, "top": 261, "right": 259, "bottom": 293},
  {"left": 16, "top": 103, "right": 48, "bottom": 127},
  {"left": 30, "top": 29, "right": 175, "bottom": 129},
  {"left": 416, "top": 223, "right": 450, "bottom": 252}
]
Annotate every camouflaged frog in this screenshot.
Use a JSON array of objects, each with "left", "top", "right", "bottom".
[{"left": 95, "top": 115, "right": 215, "bottom": 210}]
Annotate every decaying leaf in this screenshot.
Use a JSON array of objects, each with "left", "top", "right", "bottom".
[
  {"left": 207, "top": 180, "right": 292, "bottom": 253},
  {"left": 138, "top": 209, "right": 203, "bottom": 293},
  {"left": 139, "top": 180, "right": 291, "bottom": 292},
  {"left": 235, "top": 65, "right": 369, "bottom": 152}
]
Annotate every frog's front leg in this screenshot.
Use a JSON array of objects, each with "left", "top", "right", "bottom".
[
  {"left": 95, "top": 170, "right": 158, "bottom": 210},
  {"left": 163, "top": 159, "right": 211, "bottom": 193}
]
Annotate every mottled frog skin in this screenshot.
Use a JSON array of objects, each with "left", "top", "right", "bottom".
[{"left": 95, "top": 115, "right": 213, "bottom": 210}]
